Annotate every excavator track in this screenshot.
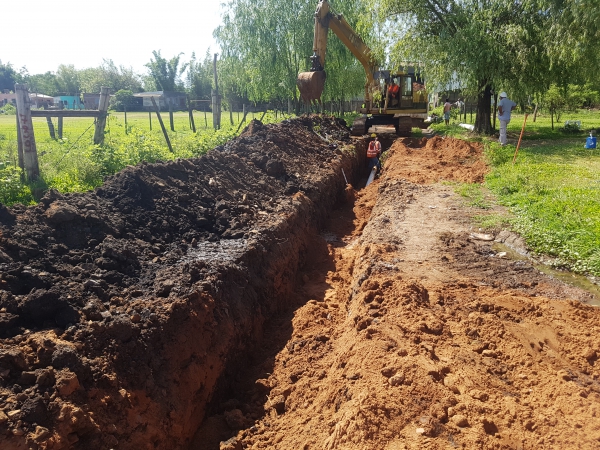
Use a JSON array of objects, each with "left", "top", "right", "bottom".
[
  {"left": 351, "top": 116, "right": 367, "bottom": 136},
  {"left": 396, "top": 116, "right": 412, "bottom": 137}
]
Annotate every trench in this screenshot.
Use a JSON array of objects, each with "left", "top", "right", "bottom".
[
  {"left": 187, "top": 134, "right": 399, "bottom": 449},
  {"left": 188, "top": 173, "right": 367, "bottom": 449},
  {"left": 144, "top": 137, "right": 369, "bottom": 450}
]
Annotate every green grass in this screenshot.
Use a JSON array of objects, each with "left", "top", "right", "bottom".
[
  {"left": 456, "top": 183, "right": 492, "bottom": 209},
  {"left": 485, "top": 138, "right": 600, "bottom": 275},
  {"left": 429, "top": 107, "right": 600, "bottom": 276}
]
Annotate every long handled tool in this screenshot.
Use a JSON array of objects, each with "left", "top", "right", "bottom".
[{"left": 512, "top": 113, "right": 529, "bottom": 165}]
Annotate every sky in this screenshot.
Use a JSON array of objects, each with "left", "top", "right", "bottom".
[{"left": 2, "top": 0, "right": 224, "bottom": 76}]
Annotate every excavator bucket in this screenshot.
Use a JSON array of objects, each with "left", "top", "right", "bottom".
[{"left": 297, "top": 70, "right": 326, "bottom": 105}]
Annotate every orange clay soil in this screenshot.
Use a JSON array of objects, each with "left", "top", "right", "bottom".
[{"left": 196, "top": 136, "right": 600, "bottom": 450}]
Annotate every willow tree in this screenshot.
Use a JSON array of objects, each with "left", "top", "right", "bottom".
[
  {"left": 370, "top": 0, "right": 553, "bottom": 133},
  {"left": 214, "top": 0, "right": 372, "bottom": 106},
  {"left": 547, "top": 0, "right": 600, "bottom": 84}
]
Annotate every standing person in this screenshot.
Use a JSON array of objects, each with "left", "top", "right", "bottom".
[
  {"left": 443, "top": 98, "right": 452, "bottom": 125},
  {"left": 497, "top": 91, "right": 517, "bottom": 146},
  {"left": 367, "top": 133, "right": 382, "bottom": 174},
  {"left": 454, "top": 98, "right": 465, "bottom": 117}
]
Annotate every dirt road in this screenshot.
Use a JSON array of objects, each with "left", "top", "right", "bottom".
[{"left": 1, "top": 119, "right": 599, "bottom": 449}]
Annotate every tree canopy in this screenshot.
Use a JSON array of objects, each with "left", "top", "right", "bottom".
[
  {"left": 369, "top": 0, "right": 556, "bottom": 132},
  {"left": 0, "top": 61, "right": 22, "bottom": 92},
  {"left": 145, "top": 50, "right": 188, "bottom": 92},
  {"left": 80, "top": 60, "right": 143, "bottom": 94},
  {"left": 187, "top": 52, "right": 214, "bottom": 100}
]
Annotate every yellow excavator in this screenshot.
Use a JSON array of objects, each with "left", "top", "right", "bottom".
[{"left": 297, "top": 0, "right": 428, "bottom": 136}]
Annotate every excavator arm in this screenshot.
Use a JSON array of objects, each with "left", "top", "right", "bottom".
[{"left": 297, "top": 0, "right": 378, "bottom": 107}]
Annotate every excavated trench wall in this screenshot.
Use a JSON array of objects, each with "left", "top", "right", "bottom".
[{"left": 0, "top": 116, "right": 363, "bottom": 449}]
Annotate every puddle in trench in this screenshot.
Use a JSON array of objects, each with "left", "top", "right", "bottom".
[{"left": 492, "top": 243, "right": 600, "bottom": 307}]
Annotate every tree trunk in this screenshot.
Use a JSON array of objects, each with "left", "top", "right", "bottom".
[{"left": 474, "top": 81, "right": 493, "bottom": 134}]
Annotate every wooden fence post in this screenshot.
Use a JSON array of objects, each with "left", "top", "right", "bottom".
[
  {"left": 212, "top": 53, "right": 221, "bottom": 130},
  {"left": 93, "top": 86, "right": 110, "bottom": 145},
  {"left": 46, "top": 117, "right": 56, "bottom": 139},
  {"left": 169, "top": 101, "right": 174, "bottom": 132},
  {"left": 187, "top": 97, "right": 196, "bottom": 133},
  {"left": 14, "top": 84, "right": 40, "bottom": 181},
  {"left": 58, "top": 102, "right": 63, "bottom": 139},
  {"left": 150, "top": 96, "right": 174, "bottom": 153},
  {"left": 15, "top": 114, "right": 24, "bottom": 173}
]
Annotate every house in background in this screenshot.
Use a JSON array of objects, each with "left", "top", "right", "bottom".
[
  {"left": 53, "top": 95, "right": 84, "bottom": 110},
  {"left": 133, "top": 91, "right": 187, "bottom": 111},
  {"left": 0, "top": 91, "right": 55, "bottom": 108},
  {"left": 30, "top": 93, "right": 54, "bottom": 108}
]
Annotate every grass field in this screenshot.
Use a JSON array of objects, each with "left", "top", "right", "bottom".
[{"left": 431, "top": 109, "right": 600, "bottom": 277}]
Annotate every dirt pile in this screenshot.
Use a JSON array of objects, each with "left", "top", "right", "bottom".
[
  {"left": 387, "top": 135, "right": 488, "bottom": 184},
  {"left": 199, "top": 138, "right": 600, "bottom": 450},
  {"left": 0, "top": 116, "right": 359, "bottom": 449}
]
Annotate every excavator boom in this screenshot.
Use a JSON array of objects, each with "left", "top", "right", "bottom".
[{"left": 297, "top": 0, "right": 377, "bottom": 106}]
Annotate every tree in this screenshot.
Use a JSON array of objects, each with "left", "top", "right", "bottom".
[
  {"left": 55, "top": 64, "right": 81, "bottom": 95},
  {"left": 23, "top": 72, "right": 59, "bottom": 96},
  {"left": 0, "top": 61, "right": 20, "bottom": 91},
  {"left": 370, "top": 0, "right": 554, "bottom": 134},
  {"left": 110, "top": 89, "right": 137, "bottom": 112},
  {"left": 186, "top": 51, "right": 213, "bottom": 100},
  {"left": 80, "top": 59, "right": 143, "bottom": 94},
  {"left": 214, "top": 0, "right": 371, "bottom": 105},
  {"left": 546, "top": 0, "right": 600, "bottom": 82},
  {"left": 145, "top": 51, "right": 188, "bottom": 92}
]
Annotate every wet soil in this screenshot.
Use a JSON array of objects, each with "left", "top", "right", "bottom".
[{"left": 1, "top": 120, "right": 599, "bottom": 450}]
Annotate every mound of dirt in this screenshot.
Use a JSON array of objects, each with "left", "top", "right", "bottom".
[
  {"left": 0, "top": 116, "right": 359, "bottom": 449},
  {"left": 386, "top": 135, "right": 488, "bottom": 184}
]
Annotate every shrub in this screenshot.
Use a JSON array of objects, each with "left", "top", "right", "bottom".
[{"left": 0, "top": 164, "right": 33, "bottom": 205}]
